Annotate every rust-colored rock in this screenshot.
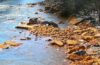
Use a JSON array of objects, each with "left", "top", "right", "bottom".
[
  {"left": 94, "top": 33, "right": 100, "bottom": 38},
  {"left": 68, "top": 16, "right": 80, "bottom": 25},
  {"left": 70, "top": 59, "right": 94, "bottom": 65},
  {"left": 67, "top": 53, "right": 85, "bottom": 61},
  {"left": 0, "top": 44, "right": 9, "bottom": 49},
  {"left": 66, "top": 40, "right": 79, "bottom": 45},
  {"left": 16, "top": 24, "right": 33, "bottom": 30},
  {"left": 50, "top": 39, "right": 64, "bottom": 46},
  {"left": 82, "top": 36, "right": 94, "bottom": 41},
  {"left": 16, "top": 21, "right": 100, "bottom": 65},
  {"left": 4, "top": 41, "right": 22, "bottom": 47},
  {"left": 67, "top": 46, "right": 86, "bottom": 54}
]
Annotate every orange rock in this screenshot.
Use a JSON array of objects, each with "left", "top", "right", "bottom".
[
  {"left": 4, "top": 41, "right": 22, "bottom": 47},
  {"left": 94, "top": 33, "right": 100, "bottom": 38},
  {"left": 66, "top": 40, "right": 79, "bottom": 45},
  {"left": 89, "top": 39, "right": 98, "bottom": 44},
  {"left": 67, "top": 16, "right": 80, "bottom": 25},
  {"left": 96, "top": 59, "right": 100, "bottom": 65},
  {"left": 68, "top": 53, "right": 84, "bottom": 61},
  {"left": 73, "top": 30, "right": 82, "bottom": 33},
  {"left": 81, "top": 32, "right": 88, "bottom": 36},
  {"left": 67, "top": 46, "right": 85, "bottom": 53},
  {"left": 0, "top": 44, "right": 8, "bottom": 49},
  {"left": 82, "top": 36, "right": 94, "bottom": 41},
  {"left": 50, "top": 40, "right": 64, "bottom": 46},
  {"left": 16, "top": 24, "right": 33, "bottom": 30},
  {"left": 83, "top": 56, "right": 93, "bottom": 61},
  {"left": 70, "top": 59, "right": 94, "bottom": 65},
  {"left": 88, "top": 27, "right": 98, "bottom": 32}
]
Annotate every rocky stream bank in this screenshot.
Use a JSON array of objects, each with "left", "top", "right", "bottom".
[
  {"left": 16, "top": 14, "right": 100, "bottom": 65},
  {"left": 0, "top": 0, "right": 100, "bottom": 65}
]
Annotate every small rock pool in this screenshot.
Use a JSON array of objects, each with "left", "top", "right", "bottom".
[{"left": 0, "top": 0, "right": 68, "bottom": 65}]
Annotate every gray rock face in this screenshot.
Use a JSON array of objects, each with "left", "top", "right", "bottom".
[
  {"left": 45, "top": 0, "right": 75, "bottom": 16},
  {"left": 45, "top": 0, "right": 100, "bottom": 25},
  {"left": 45, "top": 0, "right": 100, "bottom": 16}
]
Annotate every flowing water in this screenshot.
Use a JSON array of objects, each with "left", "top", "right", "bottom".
[{"left": 0, "top": 0, "right": 68, "bottom": 65}]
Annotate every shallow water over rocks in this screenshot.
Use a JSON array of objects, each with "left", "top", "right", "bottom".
[{"left": 0, "top": 0, "right": 68, "bottom": 65}]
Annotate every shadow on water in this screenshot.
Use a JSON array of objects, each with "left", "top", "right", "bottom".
[{"left": 0, "top": 0, "right": 68, "bottom": 65}]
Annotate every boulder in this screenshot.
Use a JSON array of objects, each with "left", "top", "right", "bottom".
[{"left": 67, "top": 16, "right": 81, "bottom": 25}]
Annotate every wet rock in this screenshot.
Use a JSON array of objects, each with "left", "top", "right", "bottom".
[
  {"left": 74, "top": 50, "right": 86, "bottom": 56},
  {"left": 20, "top": 37, "right": 31, "bottom": 40},
  {"left": 0, "top": 44, "right": 9, "bottom": 49},
  {"left": 45, "top": 6, "right": 51, "bottom": 11},
  {"left": 67, "top": 46, "right": 86, "bottom": 54},
  {"left": 58, "top": 21, "right": 64, "bottom": 24},
  {"left": 27, "top": 17, "right": 58, "bottom": 27},
  {"left": 67, "top": 53, "right": 85, "bottom": 61},
  {"left": 38, "top": 9, "right": 44, "bottom": 12},
  {"left": 37, "top": 1, "right": 45, "bottom": 5},
  {"left": 35, "top": 12, "right": 39, "bottom": 14},
  {"left": 27, "top": 3, "right": 37, "bottom": 7},
  {"left": 20, "top": 22, "right": 27, "bottom": 24},
  {"left": 70, "top": 59, "right": 94, "bottom": 65},
  {"left": 27, "top": 18, "right": 38, "bottom": 25},
  {"left": 41, "top": 21, "right": 58, "bottom": 27},
  {"left": 46, "top": 39, "right": 52, "bottom": 41},
  {"left": 93, "top": 44, "right": 100, "bottom": 47},
  {"left": 4, "top": 41, "right": 22, "bottom": 47},
  {"left": 16, "top": 24, "right": 33, "bottom": 30}
]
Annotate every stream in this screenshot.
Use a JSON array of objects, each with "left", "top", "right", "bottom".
[{"left": 0, "top": 0, "right": 68, "bottom": 65}]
